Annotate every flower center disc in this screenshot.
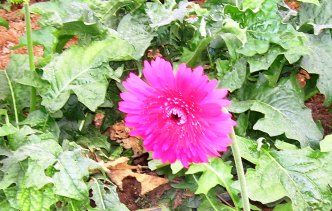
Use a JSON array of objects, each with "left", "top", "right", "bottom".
[{"left": 167, "top": 107, "right": 187, "bottom": 125}]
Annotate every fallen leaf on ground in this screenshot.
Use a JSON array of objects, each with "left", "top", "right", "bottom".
[
  {"left": 105, "top": 157, "right": 168, "bottom": 195},
  {"left": 122, "top": 137, "right": 144, "bottom": 156},
  {"left": 110, "top": 121, "right": 130, "bottom": 140}
]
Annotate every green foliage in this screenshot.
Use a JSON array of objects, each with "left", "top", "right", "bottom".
[
  {"left": 237, "top": 136, "right": 332, "bottom": 210},
  {"left": 40, "top": 38, "right": 134, "bottom": 112},
  {"left": 1, "top": 0, "right": 332, "bottom": 210},
  {"left": 89, "top": 178, "right": 129, "bottom": 210},
  {"left": 301, "top": 32, "right": 332, "bottom": 105},
  {"left": 0, "top": 16, "right": 9, "bottom": 29},
  {"left": 230, "top": 77, "right": 323, "bottom": 147},
  {"left": 298, "top": 0, "right": 332, "bottom": 35}
]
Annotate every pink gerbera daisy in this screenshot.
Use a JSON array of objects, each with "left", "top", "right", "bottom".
[{"left": 119, "top": 57, "right": 236, "bottom": 167}]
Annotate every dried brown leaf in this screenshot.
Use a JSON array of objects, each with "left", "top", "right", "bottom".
[
  {"left": 122, "top": 137, "right": 144, "bottom": 156},
  {"left": 110, "top": 121, "right": 130, "bottom": 140},
  {"left": 105, "top": 157, "right": 168, "bottom": 195}
]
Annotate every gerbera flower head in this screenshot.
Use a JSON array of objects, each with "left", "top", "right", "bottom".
[{"left": 119, "top": 57, "right": 236, "bottom": 167}]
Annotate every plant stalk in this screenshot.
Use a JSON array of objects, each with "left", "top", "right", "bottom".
[
  {"left": 23, "top": 3, "right": 37, "bottom": 112},
  {"left": 4, "top": 71, "right": 19, "bottom": 129},
  {"left": 230, "top": 129, "right": 250, "bottom": 211}
]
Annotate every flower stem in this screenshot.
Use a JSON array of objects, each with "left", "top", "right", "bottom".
[
  {"left": 230, "top": 128, "right": 250, "bottom": 211},
  {"left": 4, "top": 70, "right": 19, "bottom": 129},
  {"left": 23, "top": 2, "right": 37, "bottom": 112}
]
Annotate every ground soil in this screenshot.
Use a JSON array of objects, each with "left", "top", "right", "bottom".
[{"left": 1, "top": 2, "right": 331, "bottom": 210}]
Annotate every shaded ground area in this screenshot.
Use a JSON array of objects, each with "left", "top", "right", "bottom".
[{"left": 305, "top": 94, "right": 332, "bottom": 135}]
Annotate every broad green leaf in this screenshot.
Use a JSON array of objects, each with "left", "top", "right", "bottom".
[
  {"left": 297, "top": 0, "right": 319, "bottom": 5},
  {"left": 0, "top": 199, "right": 17, "bottom": 211},
  {"left": 40, "top": 38, "right": 134, "bottom": 112},
  {"left": 247, "top": 46, "right": 283, "bottom": 73},
  {"left": 0, "top": 16, "right": 9, "bottom": 29},
  {"left": 298, "top": 0, "right": 331, "bottom": 35},
  {"left": 301, "top": 32, "right": 332, "bottom": 105},
  {"left": 274, "top": 140, "right": 298, "bottom": 150},
  {"left": 16, "top": 27, "right": 58, "bottom": 56},
  {"left": 231, "top": 77, "right": 323, "bottom": 147},
  {"left": 186, "top": 158, "right": 240, "bottom": 208},
  {"left": 0, "top": 137, "right": 62, "bottom": 189},
  {"left": 197, "top": 188, "right": 235, "bottom": 211},
  {"left": 89, "top": 179, "right": 129, "bottom": 211},
  {"left": 53, "top": 148, "right": 100, "bottom": 200},
  {"left": 238, "top": 137, "right": 332, "bottom": 210},
  {"left": 17, "top": 186, "right": 57, "bottom": 211},
  {"left": 180, "top": 36, "right": 213, "bottom": 68},
  {"left": 21, "top": 110, "right": 60, "bottom": 139},
  {"left": 0, "top": 109, "right": 18, "bottom": 136},
  {"left": 76, "top": 132, "right": 111, "bottom": 152},
  {"left": 4, "top": 186, "right": 19, "bottom": 209},
  {"left": 0, "top": 71, "right": 9, "bottom": 100},
  {"left": 225, "top": 0, "right": 308, "bottom": 66},
  {"left": 30, "top": 0, "right": 97, "bottom": 27},
  {"left": 236, "top": 37, "right": 269, "bottom": 57},
  {"left": 320, "top": 135, "right": 332, "bottom": 152},
  {"left": 220, "top": 18, "right": 247, "bottom": 45},
  {"left": 146, "top": 0, "right": 192, "bottom": 28},
  {"left": 84, "top": 0, "right": 144, "bottom": 27},
  {"left": 242, "top": 0, "right": 265, "bottom": 12},
  {"left": 273, "top": 202, "right": 292, "bottom": 211},
  {"left": 219, "top": 58, "right": 247, "bottom": 92},
  {"left": 4, "top": 55, "right": 31, "bottom": 112},
  {"left": 117, "top": 14, "right": 154, "bottom": 59},
  {"left": 0, "top": 151, "right": 22, "bottom": 190}
]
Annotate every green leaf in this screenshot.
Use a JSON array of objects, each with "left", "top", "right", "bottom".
[
  {"left": 231, "top": 77, "right": 323, "bottom": 147},
  {"left": 21, "top": 110, "right": 60, "bottom": 139},
  {"left": 186, "top": 158, "right": 240, "bottom": 208},
  {"left": 247, "top": 46, "right": 283, "bottom": 73},
  {"left": 16, "top": 27, "right": 58, "bottom": 56},
  {"left": 220, "top": 18, "right": 247, "bottom": 45},
  {"left": 0, "top": 137, "right": 62, "bottom": 189},
  {"left": 320, "top": 135, "right": 332, "bottom": 152},
  {"left": 89, "top": 179, "right": 129, "bottom": 211},
  {"left": 301, "top": 32, "right": 332, "bottom": 105},
  {"left": 0, "top": 109, "right": 18, "bottom": 136},
  {"left": 146, "top": 0, "right": 192, "bottom": 28},
  {"left": 225, "top": 1, "right": 308, "bottom": 65},
  {"left": 76, "top": 132, "right": 111, "bottom": 152},
  {"left": 242, "top": 0, "right": 265, "bottom": 12},
  {"left": 197, "top": 188, "right": 235, "bottom": 211},
  {"left": 30, "top": 0, "right": 97, "bottom": 27},
  {"left": 180, "top": 36, "right": 213, "bottom": 68},
  {"left": 84, "top": 0, "right": 144, "bottom": 27},
  {"left": 40, "top": 38, "right": 134, "bottom": 112},
  {"left": 236, "top": 36, "right": 269, "bottom": 57},
  {"left": 117, "top": 14, "right": 154, "bottom": 59},
  {"left": 298, "top": 0, "right": 331, "bottom": 35},
  {"left": 0, "top": 71, "right": 9, "bottom": 101},
  {"left": 4, "top": 55, "right": 32, "bottom": 112},
  {"left": 53, "top": 148, "right": 100, "bottom": 200},
  {"left": 17, "top": 186, "right": 57, "bottom": 211},
  {"left": 0, "top": 16, "right": 9, "bottom": 29},
  {"left": 4, "top": 186, "right": 19, "bottom": 209},
  {"left": 219, "top": 58, "right": 247, "bottom": 92},
  {"left": 273, "top": 202, "right": 292, "bottom": 211},
  {"left": 238, "top": 137, "right": 332, "bottom": 210},
  {"left": 297, "top": 0, "right": 319, "bottom": 5}
]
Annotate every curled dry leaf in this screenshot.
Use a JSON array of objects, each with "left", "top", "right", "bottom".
[
  {"left": 105, "top": 157, "right": 168, "bottom": 195},
  {"left": 110, "top": 121, "right": 130, "bottom": 140},
  {"left": 93, "top": 112, "right": 105, "bottom": 129},
  {"left": 122, "top": 137, "right": 144, "bottom": 156},
  {"left": 110, "top": 122, "right": 144, "bottom": 156},
  {"left": 296, "top": 69, "right": 310, "bottom": 88}
]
